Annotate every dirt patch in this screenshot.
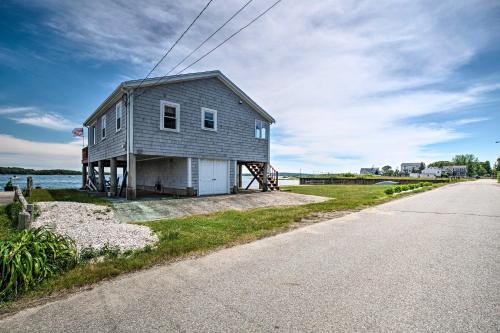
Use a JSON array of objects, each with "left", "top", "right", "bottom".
[{"left": 113, "top": 191, "right": 329, "bottom": 223}]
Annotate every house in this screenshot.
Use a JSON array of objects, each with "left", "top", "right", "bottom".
[
  {"left": 401, "top": 162, "right": 424, "bottom": 176},
  {"left": 420, "top": 167, "right": 443, "bottom": 178},
  {"left": 443, "top": 165, "right": 467, "bottom": 177},
  {"left": 81, "top": 70, "right": 278, "bottom": 199},
  {"left": 360, "top": 167, "right": 380, "bottom": 175}
]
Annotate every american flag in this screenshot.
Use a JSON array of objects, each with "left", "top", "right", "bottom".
[{"left": 72, "top": 127, "right": 83, "bottom": 137}]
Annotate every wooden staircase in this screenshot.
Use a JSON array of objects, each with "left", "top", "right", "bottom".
[{"left": 244, "top": 162, "right": 280, "bottom": 191}]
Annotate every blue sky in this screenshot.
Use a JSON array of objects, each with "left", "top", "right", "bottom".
[{"left": 0, "top": 0, "right": 499, "bottom": 172}]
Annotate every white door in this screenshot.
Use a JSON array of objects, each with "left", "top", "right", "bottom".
[{"left": 199, "top": 159, "right": 229, "bottom": 195}]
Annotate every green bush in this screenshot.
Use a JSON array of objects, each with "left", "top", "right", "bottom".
[
  {"left": 422, "top": 182, "right": 433, "bottom": 187},
  {"left": 0, "top": 228, "right": 77, "bottom": 300},
  {"left": 393, "top": 185, "right": 402, "bottom": 193},
  {"left": 5, "top": 202, "right": 22, "bottom": 224},
  {"left": 400, "top": 185, "right": 410, "bottom": 191},
  {"left": 384, "top": 188, "right": 394, "bottom": 195},
  {"left": 497, "top": 172, "right": 499, "bottom": 183},
  {"left": 407, "top": 184, "right": 416, "bottom": 190}
]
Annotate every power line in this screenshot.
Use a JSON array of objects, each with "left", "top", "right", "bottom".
[
  {"left": 164, "top": 0, "right": 254, "bottom": 77},
  {"left": 134, "top": 0, "right": 213, "bottom": 92},
  {"left": 176, "top": 0, "right": 282, "bottom": 75}
]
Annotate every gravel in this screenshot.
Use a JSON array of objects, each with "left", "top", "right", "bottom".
[{"left": 32, "top": 202, "right": 158, "bottom": 252}]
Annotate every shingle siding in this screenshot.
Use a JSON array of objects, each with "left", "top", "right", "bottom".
[
  {"left": 132, "top": 78, "right": 269, "bottom": 162},
  {"left": 88, "top": 99, "right": 127, "bottom": 163}
]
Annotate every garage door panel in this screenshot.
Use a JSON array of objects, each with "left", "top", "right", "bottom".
[{"left": 199, "top": 159, "right": 228, "bottom": 195}]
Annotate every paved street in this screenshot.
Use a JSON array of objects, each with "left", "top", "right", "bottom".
[{"left": 1, "top": 180, "right": 499, "bottom": 332}]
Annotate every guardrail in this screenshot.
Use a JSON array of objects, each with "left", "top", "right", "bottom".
[{"left": 14, "top": 186, "right": 34, "bottom": 229}]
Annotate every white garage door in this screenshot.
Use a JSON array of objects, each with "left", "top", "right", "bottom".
[{"left": 198, "top": 159, "right": 229, "bottom": 196}]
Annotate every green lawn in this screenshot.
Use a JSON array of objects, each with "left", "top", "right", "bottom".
[
  {"left": 1, "top": 184, "right": 441, "bottom": 311},
  {"left": 29, "top": 189, "right": 111, "bottom": 206}
]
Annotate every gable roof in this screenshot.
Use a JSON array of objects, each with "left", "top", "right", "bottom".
[{"left": 84, "top": 70, "right": 275, "bottom": 126}]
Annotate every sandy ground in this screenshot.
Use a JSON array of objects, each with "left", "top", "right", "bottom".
[
  {"left": 32, "top": 202, "right": 157, "bottom": 252},
  {"left": 113, "top": 191, "right": 329, "bottom": 223},
  {"left": 0, "top": 191, "right": 14, "bottom": 205}
]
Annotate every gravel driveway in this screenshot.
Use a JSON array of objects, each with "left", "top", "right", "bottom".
[
  {"left": 33, "top": 202, "right": 157, "bottom": 251},
  {"left": 113, "top": 191, "right": 328, "bottom": 223}
]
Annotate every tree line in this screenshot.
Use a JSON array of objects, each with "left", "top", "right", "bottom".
[{"left": 0, "top": 167, "right": 82, "bottom": 175}]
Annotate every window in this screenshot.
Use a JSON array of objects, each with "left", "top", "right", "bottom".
[
  {"left": 115, "top": 101, "right": 123, "bottom": 132},
  {"left": 255, "top": 120, "right": 267, "bottom": 139},
  {"left": 92, "top": 125, "right": 96, "bottom": 145},
  {"left": 101, "top": 115, "right": 106, "bottom": 140},
  {"left": 201, "top": 107, "right": 217, "bottom": 131},
  {"left": 160, "top": 100, "right": 180, "bottom": 132}
]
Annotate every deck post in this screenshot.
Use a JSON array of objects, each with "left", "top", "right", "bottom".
[
  {"left": 126, "top": 153, "right": 137, "bottom": 200},
  {"left": 110, "top": 157, "right": 117, "bottom": 196},
  {"left": 81, "top": 165, "right": 87, "bottom": 189},
  {"left": 262, "top": 162, "right": 269, "bottom": 192},
  {"left": 98, "top": 160, "right": 105, "bottom": 192},
  {"left": 238, "top": 163, "right": 243, "bottom": 188}
]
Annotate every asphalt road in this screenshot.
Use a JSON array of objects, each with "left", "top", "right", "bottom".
[{"left": 2, "top": 180, "right": 499, "bottom": 332}]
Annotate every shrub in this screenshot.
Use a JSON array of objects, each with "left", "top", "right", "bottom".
[
  {"left": 384, "top": 188, "right": 394, "bottom": 195},
  {"left": 5, "top": 202, "right": 22, "bottom": 224},
  {"left": 422, "top": 182, "right": 433, "bottom": 187},
  {"left": 400, "top": 185, "right": 410, "bottom": 191},
  {"left": 498, "top": 172, "right": 500, "bottom": 183},
  {"left": 407, "top": 184, "right": 416, "bottom": 190},
  {"left": 3, "top": 180, "right": 14, "bottom": 191},
  {"left": 0, "top": 227, "right": 77, "bottom": 300},
  {"left": 79, "top": 243, "right": 121, "bottom": 263},
  {"left": 393, "top": 185, "right": 402, "bottom": 193}
]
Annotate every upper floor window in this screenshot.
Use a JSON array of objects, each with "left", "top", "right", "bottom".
[
  {"left": 115, "top": 101, "right": 123, "bottom": 132},
  {"left": 160, "top": 100, "right": 180, "bottom": 132},
  {"left": 92, "top": 125, "right": 96, "bottom": 145},
  {"left": 201, "top": 107, "right": 217, "bottom": 131},
  {"left": 101, "top": 115, "right": 106, "bottom": 140},
  {"left": 255, "top": 119, "right": 267, "bottom": 139}
]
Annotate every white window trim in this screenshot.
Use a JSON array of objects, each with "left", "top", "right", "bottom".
[
  {"left": 201, "top": 107, "right": 217, "bottom": 131},
  {"left": 160, "top": 100, "right": 180, "bottom": 132},
  {"left": 255, "top": 119, "right": 267, "bottom": 140},
  {"left": 115, "top": 101, "right": 122, "bottom": 133},
  {"left": 101, "top": 115, "right": 107, "bottom": 140}
]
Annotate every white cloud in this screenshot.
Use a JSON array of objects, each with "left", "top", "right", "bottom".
[
  {"left": 10, "top": 113, "right": 79, "bottom": 131},
  {"left": 27, "top": 0, "right": 500, "bottom": 171},
  {"left": 0, "top": 106, "right": 79, "bottom": 130},
  {"left": 0, "top": 106, "right": 37, "bottom": 115},
  {"left": 0, "top": 134, "right": 82, "bottom": 169}
]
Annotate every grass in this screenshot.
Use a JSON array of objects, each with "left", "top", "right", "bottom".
[
  {"left": 1, "top": 184, "right": 443, "bottom": 311},
  {"left": 0, "top": 205, "right": 18, "bottom": 241},
  {"left": 28, "top": 189, "right": 111, "bottom": 206}
]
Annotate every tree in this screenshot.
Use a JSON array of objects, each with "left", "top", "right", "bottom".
[
  {"left": 452, "top": 154, "right": 479, "bottom": 177},
  {"left": 428, "top": 161, "right": 453, "bottom": 168},
  {"left": 393, "top": 168, "right": 401, "bottom": 177},
  {"left": 419, "top": 162, "right": 425, "bottom": 172},
  {"left": 381, "top": 165, "right": 393, "bottom": 176},
  {"left": 482, "top": 161, "right": 492, "bottom": 176}
]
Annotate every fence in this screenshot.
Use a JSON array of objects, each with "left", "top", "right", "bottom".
[{"left": 13, "top": 184, "right": 34, "bottom": 230}]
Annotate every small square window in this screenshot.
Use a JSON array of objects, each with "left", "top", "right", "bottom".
[{"left": 201, "top": 108, "right": 217, "bottom": 131}]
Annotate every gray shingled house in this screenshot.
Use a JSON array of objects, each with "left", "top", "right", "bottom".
[{"left": 82, "top": 71, "right": 278, "bottom": 199}]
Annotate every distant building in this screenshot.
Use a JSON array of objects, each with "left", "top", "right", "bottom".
[
  {"left": 360, "top": 167, "right": 380, "bottom": 175},
  {"left": 421, "top": 167, "right": 443, "bottom": 178},
  {"left": 401, "top": 162, "right": 424, "bottom": 176},
  {"left": 443, "top": 165, "right": 467, "bottom": 177}
]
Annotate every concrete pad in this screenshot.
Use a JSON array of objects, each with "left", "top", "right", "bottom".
[{"left": 112, "top": 191, "right": 328, "bottom": 223}]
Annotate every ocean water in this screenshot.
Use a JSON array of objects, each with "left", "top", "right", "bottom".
[{"left": 0, "top": 174, "right": 299, "bottom": 191}]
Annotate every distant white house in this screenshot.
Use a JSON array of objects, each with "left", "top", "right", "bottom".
[
  {"left": 360, "top": 167, "right": 380, "bottom": 175},
  {"left": 401, "top": 162, "right": 424, "bottom": 175},
  {"left": 421, "top": 167, "right": 443, "bottom": 178}
]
